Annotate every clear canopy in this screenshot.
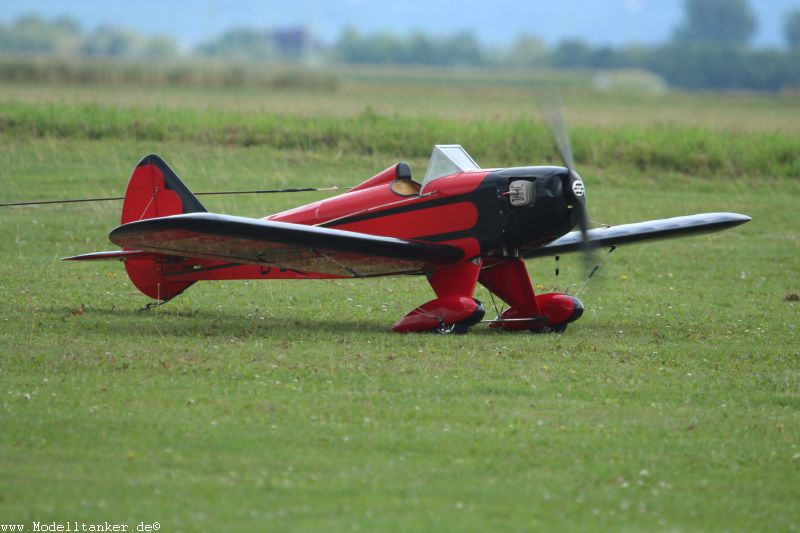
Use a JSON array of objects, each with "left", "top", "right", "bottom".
[{"left": 421, "top": 145, "right": 480, "bottom": 190}]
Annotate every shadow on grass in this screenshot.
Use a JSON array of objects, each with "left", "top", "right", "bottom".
[
  {"left": 46, "top": 305, "right": 519, "bottom": 338},
  {"left": 49, "top": 305, "right": 381, "bottom": 336}
]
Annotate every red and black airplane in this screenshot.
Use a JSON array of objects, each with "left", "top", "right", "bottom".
[{"left": 62, "top": 144, "right": 750, "bottom": 333}]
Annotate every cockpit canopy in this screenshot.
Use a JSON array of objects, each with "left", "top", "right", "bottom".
[{"left": 421, "top": 145, "right": 480, "bottom": 190}]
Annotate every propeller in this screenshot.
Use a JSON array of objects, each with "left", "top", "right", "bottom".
[{"left": 539, "top": 93, "right": 594, "bottom": 271}]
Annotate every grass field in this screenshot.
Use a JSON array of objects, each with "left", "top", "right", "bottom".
[{"left": 1, "top": 71, "right": 799, "bottom": 531}]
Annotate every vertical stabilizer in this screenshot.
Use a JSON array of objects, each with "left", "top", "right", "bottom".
[
  {"left": 120, "top": 155, "right": 206, "bottom": 301},
  {"left": 121, "top": 154, "right": 206, "bottom": 224}
]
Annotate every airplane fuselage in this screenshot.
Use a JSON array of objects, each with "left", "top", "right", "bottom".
[{"left": 269, "top": 165, "right": 580, "bottom": 261}]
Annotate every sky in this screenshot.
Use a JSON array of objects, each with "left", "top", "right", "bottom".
[{"left": 1, "top": 0, "right": 798, "bottom": 49}]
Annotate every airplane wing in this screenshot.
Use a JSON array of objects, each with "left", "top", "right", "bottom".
[
  {"left": 522, "top": 212, "right": 750, "bottom": 259},
  {"left": 108, "top": 212, "right": 464, "bottom": 277}
]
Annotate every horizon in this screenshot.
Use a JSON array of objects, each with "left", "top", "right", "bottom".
[{"left": 2, "top": 0, "right": 799, "bottom": 50}]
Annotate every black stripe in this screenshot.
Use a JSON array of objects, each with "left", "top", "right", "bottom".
[{"left": 321, "top": 191, "right": 482, "bottom": 228}]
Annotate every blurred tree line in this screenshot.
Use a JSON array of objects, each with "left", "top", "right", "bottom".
[
  {"left": 0, "top": 14, "right": 179, "bottom": 59},
  {"left": 0, "top": 14, "right": 313, "bottom": 61},
  {"left": 331, "top": 0, "right": 800, "bottom": 91},
  {"left": 544, "top": 0, "right": 800, "bottom": 90},
  {"left": 2, "top": 0, "right": 800, "bottom": 91}
]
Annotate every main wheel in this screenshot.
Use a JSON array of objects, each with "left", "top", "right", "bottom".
[
  {"left": 434, "top": 298, "right": 484, "bottom": 334},
  {"left": 436, "top": 322, "right": 470, "bottom": 335},
  {"left": 531, "top": 322, "right": 568, "bottom": 334}
]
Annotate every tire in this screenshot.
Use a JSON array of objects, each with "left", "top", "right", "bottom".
[
  {"left": 436, "top": 322, "right": 470, "bottom": 335},
  {"left": 434, "top": 298, "right": 484, "bottom": 335},
  {"left": 531, "top": 322, "right": 568, "bottom": 334}
]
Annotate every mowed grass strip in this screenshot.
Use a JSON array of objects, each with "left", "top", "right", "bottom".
[
  {"left": 0, "top": 138, "right": 798, "bottom": 530},
  {"left": 1, "top": 101, "right": 799, "bottom": 180}
]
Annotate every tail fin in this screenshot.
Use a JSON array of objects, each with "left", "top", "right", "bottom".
[
  {"left": 121, "top": 155, "right": 206, "bottom": 302},
  {"left": 121, "top": 154, "right": 206, "bottom": 224}
]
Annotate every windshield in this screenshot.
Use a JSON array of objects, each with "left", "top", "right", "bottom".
[{"left": 421, "top": 145, "right": 480, "bottom": 190}]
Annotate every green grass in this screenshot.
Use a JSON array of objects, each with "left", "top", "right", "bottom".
[
  {"left": 0, "top": 81, "right": 799, "bottom": 531},
  {"left": 0, "top": 56, "right": 341, "bottom": 90},
  {"left": 2, "top": 65, "right": 800, "bottom": 132},
  {"left": 2, "top": 101, "right": 800, "bottom": 181}
]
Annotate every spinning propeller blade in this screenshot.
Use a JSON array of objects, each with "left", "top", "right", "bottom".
[
  {"left": 539, "top": 92, "right": 594, "bottom": 271},
  {"left": 541, "top": 93, "right": 577, "bottom": 173}
]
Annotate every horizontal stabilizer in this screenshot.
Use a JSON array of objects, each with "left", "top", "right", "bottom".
[{"left": 523, "top": 212, "right": 750, "bottom": 259}]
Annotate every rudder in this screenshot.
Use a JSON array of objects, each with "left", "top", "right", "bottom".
[
  {"left": 121, "top": 155, "right": 207, "bottom": 302},
  {"left": 121, "top": 154, "right": 207, "bottom": 224}
]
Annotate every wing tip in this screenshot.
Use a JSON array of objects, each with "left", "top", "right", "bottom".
[{"left": 713, "top": 212, "right": 751, "bottom": 229}]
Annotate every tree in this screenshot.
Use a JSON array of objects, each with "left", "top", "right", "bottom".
[
  {"left": 786, "top": 9, "right": 800, "bottom": 50},
  {"left": 505, "top": 35, "right": 547, "bottom": 67},
  {"left": 438, "top": 32, "right": 483, "bottom": 66},
  {"left": 51, "top": 15, "right": 81, "bottom": 37},
  {"left": 551, "top": 39, "right": 592, "bottom": 67},
  {"left": 0, "top": 14, "right": 79, "bottom": 54},
  {"left": 195, "top": 28, "right": 276, "bottom": 60},
  {"left": 673, "top": 0, "right": 756, "bottom": 47},
  {"left": 51, "top": 16, "right": 82, "bottom": 54},
  {"left": 142, "top": 36, "right": 178, "bottom": 59},
  {"left": 81, "top": 26, "right": 138, "bottom": 57}
]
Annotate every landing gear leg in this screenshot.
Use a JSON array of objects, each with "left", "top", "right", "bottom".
[
  {"left": 479, "top": 258, "right": 584, "bottom": 333},
  {"left": 393, "top": 259, "right": 484, "bottom": 333}
]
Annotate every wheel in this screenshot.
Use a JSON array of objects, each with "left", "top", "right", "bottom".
[
  {"left": 436, "top": 322, "right": 470, "bottom": 335},
  {"left": 433, "top": 298, "right": 484, "bottom": 335},
  {"left": 531, "top": 322, "right": 568, "bottom": 334}
]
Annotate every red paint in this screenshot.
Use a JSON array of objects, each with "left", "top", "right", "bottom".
[
  {"left": 119, "top": 163, "right": 195, "bottom": 300},
  {"left": 106, "top": 158, "right": 571, "bottom": 326},
  {"left": 121, "top": 164, "right": 183, "bottom": 224},
  {"left": 333, "top": 202, "right": 477, "bottom": 239},
  {"left": 349, "top": 163, "right": 404, "bottom": 192},
  {"left": 535, "top": 293, "right": 579, "bottom": 326},
  {"left": 479, "top": 258, "right": 543, "bottom": 331},
  {"left": 269, "top": 171, "right": 488, "bottom": 231},
  {"left": 479, "top": 258, "right": 540, "bottom": 317},
  {"left": 490, "top": 293, "right": 581, "bottom": 331},
  {"left": 429, "top": 257, "right": 482, "bottom": 298},
  {"left": 441, "top": 238, "right": 481, "bottom": 260},
  {"left": 114, "top": 163, "right": 490, "bottom": 308},
  {"left": 421, "top": 171, "right": 486, "bottom": 196},
  {"left": 392, "top": 258, "right": 483, "bottom": 332},
  {"left": 124, "top": 258, "right": 194, "bottom": 301},
  {"left": 392, "top": 295, "right": 480, "bottom": 333},
  {"left": 266, "top": 201, "right": 321, "bottom": 224},
  {"left": 478, "top": 259, "right": 581, "bottom": 330},
  {"left": 320, "top": 189, "right": 415, "bottom": 223}
]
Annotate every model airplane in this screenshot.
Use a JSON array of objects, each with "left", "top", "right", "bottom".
[{"left": 62, "top": 144, "right": 750, "bottom": 334}]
